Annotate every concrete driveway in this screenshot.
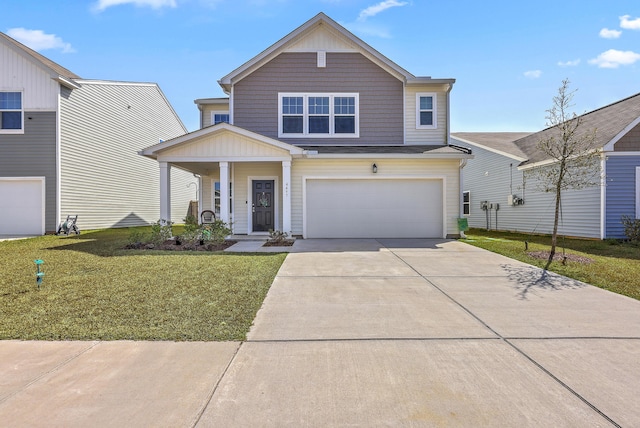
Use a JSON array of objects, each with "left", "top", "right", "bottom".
[{"left": 1, "top": 239, "right": 639, "bottom": 427}]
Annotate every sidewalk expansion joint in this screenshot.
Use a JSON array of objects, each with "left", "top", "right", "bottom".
[
  {"left": 190, "top": 341, "right": 243, "bottom": 428},
  {"left": 245, "top": 337, "right": 502, "bottom": 343},
  {"left": 0, "top": 341, "right": 100, "bottom": 406}
]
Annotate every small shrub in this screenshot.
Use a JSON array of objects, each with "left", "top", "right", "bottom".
[
  {"left": 128, "top": 228, "right": 148, "bottom": 245},
  {"left": 621, "top": 215, "right": 640, "bottom": 242},
  {"left": 201, "top": 220, "right": 232, "bottom": 244},
  {"left": 183, "top": 215, "right": 199, "bottom": 232},
  {"left": 268, "top": 229, "right": 289, "bottom": 245},
  {"left": 150, "top": 220, "right": 173, "bottom": 244}
]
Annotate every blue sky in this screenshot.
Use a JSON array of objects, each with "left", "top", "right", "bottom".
[{"left": 3, "top": 0, "right": 640, "bottom": 133}]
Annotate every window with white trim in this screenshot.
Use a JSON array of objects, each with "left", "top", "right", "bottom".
[
  {"left": 214, "top": 181, "right": 233, "bottom": 218},
  {"left": 463, "top": 191, "right": 471, "bottom": 216},
  {"left": 279, "top": 93, "right": 359, "bottom": 138},
  {"left": 0, "top": 91, "right": 23, "bottom": 132},
  {"left": 416, "top": 92, "right": 436, "bottom": 129},
  {"left": 211, "top": 112, "right": 230, "bottom": 125}
]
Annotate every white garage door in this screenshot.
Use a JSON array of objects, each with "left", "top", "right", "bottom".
[
  {"left": 305, "top": 179, "right": 443, "bottom": 238},
  {"left": 0, "top": 178, "right": 45, "bottom": 235}
]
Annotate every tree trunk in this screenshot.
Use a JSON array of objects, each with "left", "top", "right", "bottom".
[{"left": 545, "top": 179, "right": 563, "bottom": 270}]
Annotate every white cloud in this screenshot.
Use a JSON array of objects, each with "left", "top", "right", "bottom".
[
  {"left": 620, "top": 15, "right": 640, "bottom": 30},
  {"left": 558, "top": 59, "right": 580, "bottom": 67},
  {"left": 6, "top": 28, "right": 75, "bottom": 53},
  {"left": 93, "top": 0, "right": 177, "bottom": 12},
  {"left": 589, "top": 49, "right": 640, "bottom": 68},
  {"left": 358, "top": 0, "right": 408, "bottom": 22},
  {"left": 599, "top": 28, "right": 621, "bottom": 39},
  {"left": 524, "top": 70, "right": 542, "bottom": 79},
  {"left": 345, "top": 21, "right": 392, "bottom": 38}
]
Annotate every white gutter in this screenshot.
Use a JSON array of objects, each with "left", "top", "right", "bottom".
[{"left": 446, "top": 83, "right": 452, "bottom": 145}]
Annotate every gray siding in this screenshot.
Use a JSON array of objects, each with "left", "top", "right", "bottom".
[
  {"left": 605, "top": 155, "right": 640, "bottom": 238},
  {"left": 455, "top": 138, "right": 602, "bottom": 239},
  {"left": 0, "top": 111, "right": 57, "bottom": 232},
  {"left": 59, "top": 82, "right": 193, "bottom": 229},
  {"left": 234, "top": 52, "right": 403, "bottom": 145}
]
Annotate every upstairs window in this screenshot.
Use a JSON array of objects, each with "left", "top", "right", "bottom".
[
  {"left": 279, "top": 93, "right": 359, "bottom": 138},
  {"left": 0, "top": 91, "right": 23, "bottom": 132},
  {"left": 212, "top": 112, "right": 230, "bottom": 125},
  {"left": 416, "top": 93, "right": 436, "bottom": 129}
]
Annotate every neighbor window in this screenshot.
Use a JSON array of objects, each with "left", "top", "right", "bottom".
[
  {"left": 212, "top": 112, "right": 230, "bottom": 125},
  {"left": 0, "top": 91, "right": 23, "bottom": 132},
  {"left": 279, "top": 93, "right": 359, "bottom": 137},
  {"left": 463, "top": 191, "right": 471, "bottom": 215},
  {"left": 416, "top": 93, "right": 436, "bottom": 129}
]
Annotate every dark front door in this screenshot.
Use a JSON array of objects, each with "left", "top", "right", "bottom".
[{"left": 252, "top": 180, "right": 275, "bottom": 232}]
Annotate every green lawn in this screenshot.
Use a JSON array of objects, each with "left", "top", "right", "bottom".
[
  {"left": 0, "top": 228, "right": 286, "bottom": 341},
  {"left": 463, "top": 228, "right": 640, "bottom": 301}
]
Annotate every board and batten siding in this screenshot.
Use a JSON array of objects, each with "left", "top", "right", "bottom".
[
  {"left": 0, "top": 112, "right": 57, "bottom": 231},
  {"left": 605, "top": 155, "right": 640, "bottom": 238},
  {"left": 233, "top": 52, "right": 404, "bottom": 145},
  {"left": 290, "top": 158, "right": 460, "bottom": 237},
  {"left": 405, "top": 85, "right": 449, "bottom": 144},
  {"left": 59, "top": 82, "right": 193, "bottom": 229},
  {"left": 0, "top": 41, "right": 59, "bottom": 110},
  {"left": 455, "top": 139, "right": 602, "bottom": 238}
]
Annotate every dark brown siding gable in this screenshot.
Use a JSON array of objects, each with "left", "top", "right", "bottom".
[
  {"left": 233, "top": 52, "right": 404, "bottom": 145},
  {"left": 614, "top": 122, "right": 640, "bottom": 151}
]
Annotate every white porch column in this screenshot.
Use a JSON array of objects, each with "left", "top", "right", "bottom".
[
  {"left": 282, "top": 160, "right": 292, "bottom": 235},
  {"left": 219, "top": 161, "right": 230, "bottom": 224},
  {"left": 159, "top": 162, "right": 171, "bottom": 222}
]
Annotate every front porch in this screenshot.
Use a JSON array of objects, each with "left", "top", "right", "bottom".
[
  {"left": 162, "top": 160, "right": 292, "bottom": 235},
  {"left": 139, "top": 123, "right": 305, "bottom": 236}
]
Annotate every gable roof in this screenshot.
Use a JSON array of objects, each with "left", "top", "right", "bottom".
[
  {"left": 453, "top": 91, "right": 640, "bottom": 167},
  {"left": 451, "top": 132, "right": 530, "bottom": 161},
  {"left": 217, "top": 13, "right": 454, "bottom": 93},
  {"left": 515, "top": 91, "right": 640, "bottom": 166},
  {"left": 0, "top": 31, "right": 81, "bottom": 89},
  {"left": 139, "top": 122, "right": 306, "bottom": 159}
]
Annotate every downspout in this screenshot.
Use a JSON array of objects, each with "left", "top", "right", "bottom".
[
  {"left": 600, "top": 153, "right": 607, "bottom": 240},
  {"left": 56, "top": 90, "right": 62, "bottom": 234},
  {"left": 459, "top": 158, "right": 468, "bottom": 238},
  {"left": 445, "top": 83, "right": 453, "bottom": 145}
]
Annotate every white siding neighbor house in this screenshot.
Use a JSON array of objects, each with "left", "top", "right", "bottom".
[
  {"left": 141, "top": 13, "right": 472, "bottom": 239},
  {"left": 453, "top": 91, "right": 640, "bottom": 239},
  {"left": 0, "top": 31, "right": 194, "bottom": 235}
]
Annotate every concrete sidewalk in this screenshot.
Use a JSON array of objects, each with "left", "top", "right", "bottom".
[{"left": 1, "top": 239, "right": 639, "bottom": 427}]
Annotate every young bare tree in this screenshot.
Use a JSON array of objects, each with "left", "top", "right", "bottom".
[{"left": 533, "top": 79, "right": 600, "bottom": 269}]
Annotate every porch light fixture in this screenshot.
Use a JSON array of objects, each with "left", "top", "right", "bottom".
[{"left": 372, "top": 163, "right": 377, "bottom": 173}]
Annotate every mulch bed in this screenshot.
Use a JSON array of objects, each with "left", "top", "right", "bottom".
[
  {"left": 125, "top": 240, "right": 237, "bottom": 251},
  {"left": 527, "top": 251, "right": 594, "bottom": 264},
  {"left": 262, "top": 240, "right": 295, "bottom": 247}
]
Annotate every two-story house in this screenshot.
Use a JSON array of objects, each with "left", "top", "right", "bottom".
[
  {"left": 0, "top": 31, "right": 193, "bottom": 235},
  {"left": 141, "top": 13, "right": 472, "bottom": 239}
]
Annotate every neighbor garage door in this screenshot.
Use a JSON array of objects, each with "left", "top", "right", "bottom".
[
  {"left": 0, "top": 178, "right": 45, "bottom": 235},
  {"left": 305, "top": 179, "right": 443, "bottom": 238}
]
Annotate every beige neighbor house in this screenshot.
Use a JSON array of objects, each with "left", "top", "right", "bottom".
[
  {"left": 0, "top": 31, "right": 194, "bottom": 235},
  {"left": 140, "top": 13, "right": 472, "bottom": 239}
]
